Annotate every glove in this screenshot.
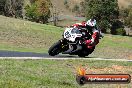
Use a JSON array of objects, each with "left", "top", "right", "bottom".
[{"left": 84, "top": 40, "right": 92, "bottom": 46}]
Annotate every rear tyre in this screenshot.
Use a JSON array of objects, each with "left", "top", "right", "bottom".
[
  {"left": 88, "top": 46, "right": 95, "bottom": 54},
  {"left": 48, "top": 41, "right": 62, "bottom": 56},
  {"left": 78, "top": 46, "right": 95, "bottom": 57},
  {"left": 78, "top": 54, "right": 87, "bottom": 57},
  {"left": 78, "top": 51, "right": 89, "bottom": 57}
]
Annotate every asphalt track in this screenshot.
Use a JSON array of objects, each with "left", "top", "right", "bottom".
[
  {"left": 0, "top": 50, "right": 49, "bottom": 57},
  {"left": 0, "top": 50, "right": 79, "bottom": 58},
  {"left": 0, "top": 50, "right": 132, "bottom": 62}
]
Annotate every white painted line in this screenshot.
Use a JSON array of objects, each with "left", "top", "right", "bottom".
[
  {"left": 0, "top": 57, "right": 131, "bottom": 62},
  {"left": 90, "top": 58, "right": 132, "bottom": 62}
]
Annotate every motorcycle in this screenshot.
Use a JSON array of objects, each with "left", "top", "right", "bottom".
[{"left": 48, "top": 27, "right": 97, "bottom": 57}]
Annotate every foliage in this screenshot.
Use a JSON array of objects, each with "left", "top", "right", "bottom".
[
  {"left": 25, "top": 4, "right": 38, "bottom": 21},
  {"left": 36, "top": 0, "right": 51, "bottom": 23},
  {"left": 111, "top": 25, "right": 126, "bottom": 35},
  {"left": 119, "top": 8, "right": 129, "bottom": 18},
  {"left": 124, "top": 6, "right": 132, "bottom": 28},
  {"left": 98, "top": 19, "right": 110, "bottom": 33},
  {"left": 111, "top": 20, "right": 126, "bottom": 35},
  {"left": 79, "top": 1, "right": 85, "bottom": 16},
  {"left": 0, "top": 0, "right": 24, "bottom": 18},
  {"left": 64, "top": 0, "right": 68, "bottom": 5},
  {"left": 64, "top": 0, "right": 69, "bottom": 9},
  {"left": 119, "top": 5, "right": 132, "bottom": 33},
  {"left": 84, "top": 0, "right": 119, "bottom": 33},
  {"left": 65, "top": 4, "right": 69, "bottom": 9},
  {"left": 72, "top": 4, "right": 79, "bottom": 12},
  {"left": 116, "top": 28, "right": 126, "bottom": 36},
  {"left": 0, "top": 0, "right": 6, "bottom": 15},
  {"left": 29, "top": 0, "right": 36, "bottom": 4},
  {"left": 25, "top": 0, "right": 51, "bottom": 23}
]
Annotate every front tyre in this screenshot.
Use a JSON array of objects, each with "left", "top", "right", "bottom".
[{"left": 48, "top": 41, "right": 62, "bottom": 56}]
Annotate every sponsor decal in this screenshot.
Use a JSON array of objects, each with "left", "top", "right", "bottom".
[{"left": 76, "top": 67, "right": 131, "bottom": 85}]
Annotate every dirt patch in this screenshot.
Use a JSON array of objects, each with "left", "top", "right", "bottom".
[
  {"left": 118, "top": 0, "right": 132, "bottom": 8},
  {"left": 85, "top": 65, "right": 132, "bottom": 74}
]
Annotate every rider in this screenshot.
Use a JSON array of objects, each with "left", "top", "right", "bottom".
[
  {"left": 72, "top": 18, "right": 102, "bottom": 50},
  {"left": 63, "top": 18, "right": 103, "bottom": 54}
]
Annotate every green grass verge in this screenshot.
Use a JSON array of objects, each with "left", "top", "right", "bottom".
[
  {"left": 91, "top": 34, "right": 132, "bottom": 59},
  {"left": 0, "top": 15, "right": 63, "bottom": 53},
  {"left": 0, "top": 15, "right": 132, "bottom": 59},
  {"left": 0, "top": 59, "right": 132, "bottom": 88}
]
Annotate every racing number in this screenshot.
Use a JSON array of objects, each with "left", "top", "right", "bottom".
[{"left": 65, "top": 31, "right": 71, "bottom": 38}]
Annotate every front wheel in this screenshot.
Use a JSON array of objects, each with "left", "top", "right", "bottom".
[{"left": 48, "top": 41, "right": 62, "bottom": 56}]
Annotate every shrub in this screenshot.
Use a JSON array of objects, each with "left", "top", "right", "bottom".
[
  {"left": 111, "top": 20, "right": 125, "bottom": 35},
  {"left": 116, "top": 28, "right": 126, "bottom": 36},
  {"left": 111, "top": 27, "right": 126, "bottom": 36},
  {"left": 72, "top": 4, "right": 79, "bottom": 12},
  {"left": 0, "top": 0, "right": 24, "bottom": 18},
  {"left": 0, "top": 0, "right": 6, "bottom": 15},
  {"left": 25, "top": 0, "right": 51, "bottom": 23},
  {"left": 84, "top": 0, "right": 119, "bottom": 33},
  {"left": 25, "top": 4, "right": 38, "bottom": 21},
  {"left": 64, "top": 0, "right": 68, "bottom": 5}
]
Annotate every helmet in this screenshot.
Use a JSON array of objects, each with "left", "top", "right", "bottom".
[
  {"left": 86, "top": 19, "right": 96, "bottom": 30},
  {"left": 86, "top": 19, "right": 96, "bottom": 29}
]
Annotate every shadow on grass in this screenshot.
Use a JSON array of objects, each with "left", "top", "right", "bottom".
[{"left": 55, "top": 54, "right": 97, "bottom": 59}]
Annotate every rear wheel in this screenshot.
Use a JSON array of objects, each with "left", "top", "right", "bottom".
[
  {"left": 78, "top": 51, "right": 89, "bottom": 57},
  {"left": 78, "top": 54, "right": 88, "bottom": 57},
  {"left": 48, "top": 41, "right": 62, "bottom": 56},
  {"left": 78, "top": 47, "right": 95, "bottom": 57},
  {"left": 88, "top": 46, "right": 95, "bottom": 54}
]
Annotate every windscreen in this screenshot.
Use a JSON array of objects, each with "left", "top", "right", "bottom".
[{"left": 71, "top": 28, "right": 81, "bottom": 34}]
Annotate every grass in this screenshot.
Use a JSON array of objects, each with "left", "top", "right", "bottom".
[
  {"left": 0, "top": 59, "right": 132, "bottom": 88},
  {"left": 0, "top": 15, "right": 63, "bottom": 53},
  {"left": 90, "top": 34, "right": 132, "bottom": 59},
  {"left": 0, "top": 15, "right": 132, "bottom": 59}
]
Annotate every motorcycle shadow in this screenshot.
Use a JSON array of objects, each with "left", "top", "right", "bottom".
[{"left": 53, "top": 54, "right": 96, "bottom": 59}]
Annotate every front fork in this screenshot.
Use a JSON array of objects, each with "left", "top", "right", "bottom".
[{"left": 59, "top": 39, "right": 69, "bottom": 52}]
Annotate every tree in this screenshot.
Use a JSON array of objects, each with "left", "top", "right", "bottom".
[
  {"left": 84, "top": 0, "right": 119, "bottom": 33},
  {"left": 30, "top": 0, "right": 36, "bottom": 4},
  {"left": 119, "top": 8, "right": 129, "bottom": 19},
  {"left": 72, "top": 4, "right": 80, "bottom": 15},
  {"left": 110, "top": 20, "right": 126, "bottom": 35},
  {"left": 4, "top": 0, "right": 24, "bottom": 18},
  {"left": 25, "top": 0, "right": 51, "bottom": 23},
  {"left": 64, "top": 0, "right": 68, "bottom": 5},
  {"left": 124, "top": 6, "right": 132, "bottom": 28},
  {"left": 25, "top": 4, "right": 38, "bottom": 21},
  {"left": 64, "top": 0, "right": 69, "bottom": 9},
  {"left": 36, "top": 0, "right": 51, "bottom": 23},
  {"left": 0, "top": 0, "right": 6, "bottom": 15},
  {"left": 80, "top": 1, "right": 85, "bottom": 16},
  {"left": 72, "top": 4, "right": 79, "bottom": 12}
]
